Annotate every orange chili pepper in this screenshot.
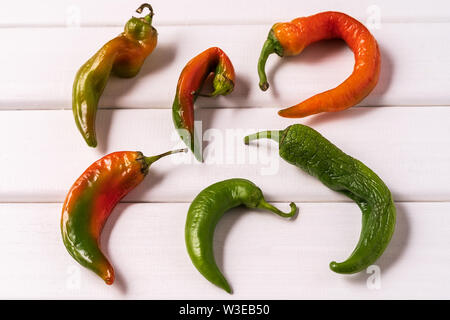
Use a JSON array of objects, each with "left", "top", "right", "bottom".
[{"left": 258, "top": 11, "right": 381, "bottom": 118}]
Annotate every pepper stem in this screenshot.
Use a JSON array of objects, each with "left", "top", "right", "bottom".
[
  {"left": 136, "top": 3, "right": 154, "bottom": 23},
  {"left": 258, "top": 30, "right": 284, "bottom": 91},
  {"left": 244, "top": 130, "right": 281, "bottom": 145},
  {"left": 258, "top": 39, "right": 275, "bottom": 91},
  {"left": 144, "top": 148, "right": 187, "bottom": 166},
  {"left": 258, "top": 200, "right": 297, "bottom": 218}
]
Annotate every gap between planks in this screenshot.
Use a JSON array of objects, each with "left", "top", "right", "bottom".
[
  {"left": 3, "top": 20, "right": 450, "bottom": 28},
  {"left": 1, "top": 201, "right": 449, "bottom": 205},
  {"left": 1, "top": 105, "right": 450, "bottom": 112}
]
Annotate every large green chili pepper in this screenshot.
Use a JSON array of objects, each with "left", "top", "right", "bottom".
[
  {"left": 72, "top": 3, "right": 157, "bottom": 147},
  {"left": 185, "top": 178, "right": 297, "bottom": 293},
  {"left": 244, "top": 125, "right": 396, "bottom": 274}
]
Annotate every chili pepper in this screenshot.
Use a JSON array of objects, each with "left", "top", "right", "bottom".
[
  {"left": 72, "top": 3, "right": 158, "bottom": 147},
  {"left": 244, "top": 125, "right": 395, "bottom": 274},
  {"left": 185, "top": 178, "right": 297, "bottom": 293},
  {"left": 172, "top": 47, "right": 235, "bottom": 162},
  {"left": 258, "top": 11, "right": 381, "bottom": 118},
  {"left": 61, "top": 148, "right": 186, "bottom": 284}
]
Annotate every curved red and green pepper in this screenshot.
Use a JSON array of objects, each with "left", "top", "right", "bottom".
[
  {"left": 72, "top": 3, "right": 158, "bottom": 147},
  {"left": 245, "top": 124, "right": 396, "bottom": 274},
  {"left": 172, "top": 47, "right": 235, "bottom": 162},
  {"left": 61, "top": 148, "right": 186, "bottom": 284},
  {"left": 185, "top": 178, "right": 297, "bottom": 293}
]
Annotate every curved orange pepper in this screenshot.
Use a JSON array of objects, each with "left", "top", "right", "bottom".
[{"left": 258, "top": 11, "right": 381, "bottom": 118}]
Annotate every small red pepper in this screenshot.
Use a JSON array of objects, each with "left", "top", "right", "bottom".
[
  {"left": 258, "top": 11, "right": 381, "bottom": 118},
  {"left": 172, "top": 47, "right": 235, "bottom": 161},
  {"left": 61, "top": 149, "right": 186, "bottom": 284}
]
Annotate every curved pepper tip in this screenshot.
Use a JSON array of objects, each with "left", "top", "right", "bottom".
[
  {"left": 101, "top": 268, "right": 115, "bottom": 285},
  {"left": 329, "top": 260, "right": 359, "bottom": 274},
  {"left": 219, "top": 280, "right": 233, "bottom": 294},
  {"left": 87, "top": 140, "right": 98, "bottom": 148},
  {"left": 103, "top": 276, "right": 114, "bottom": 285},
  {"left": 194, "top": 152, "right": 203, "bottom": 163},
  {"left": 277, "top": 108, "right": 300, "bottom": 119},
  {"left": 329, "top": 261, "right": 351, "bottom": 274},
  {"left": 329, "top": 261, "right": 338, "bottom": 272},
  {"left": 81, "top": 132, "right": 97, "bottom": 148},
  {"left": 190, "top": 136, "right": 203, "bottom": 163}
]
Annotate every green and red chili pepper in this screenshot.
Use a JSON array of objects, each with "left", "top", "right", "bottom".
[
  {"left": 61, "top": 149, "right": 186, "bottom": 284},
  {"left": 172, "top": 47, "right": 235, "bottom": 161},
  {"left": 72, "top": 3, "right": 158, "bottom": 147}
]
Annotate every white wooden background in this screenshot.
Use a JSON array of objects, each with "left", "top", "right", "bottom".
[{"left": 0, "top": 1, "right": 449, "bottom": 299}]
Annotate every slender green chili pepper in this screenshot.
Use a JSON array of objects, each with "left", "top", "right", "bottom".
[
  {"left": 72, "top": 3, "right": 158, "bottom": 147},
  {"left": 185, "top": 178, "right": 297, "bottom": 293},
  {"left": 244, "top": 125, "right": 396, "bottom": 274},
  {"left": 172, "top": 47, "right": 235, "bottom": 162},
  {"left": 61, "top": 148, "right": 186, "bottom": 284}
]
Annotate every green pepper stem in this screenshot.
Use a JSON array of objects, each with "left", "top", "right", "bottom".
[
  {"left": 244, "top": 130, "right": 281, "bottom": 145},
  {"left": 144, "top": 148, "right": 187, "bottom": 166},
  {"left": 258, "top": 30, "right": 284, "bottom": 91},
  {"left": 258, "top": 38, "right": 277, "bottom": 91},
  {"left": 258, "top": 200, "right": 297, "bottom": 218},
  {"left": 136, "top": 3, "right": 154, "bottom": 23}
]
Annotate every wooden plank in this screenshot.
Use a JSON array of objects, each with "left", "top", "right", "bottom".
[
  {"left": 1, "top": 1, "right": 449, "bottom": 27},
  {"left": 0, "top": 107, "right": 449, "bottom": 203},
  {"left": 0, "top": 23, "right": 449, "bottom": 109},
  {"left": 0, "top": 202, "right": 448, "bottom": 299}
]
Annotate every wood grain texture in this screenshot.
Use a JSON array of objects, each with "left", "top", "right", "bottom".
[
  {"left": 1, "top": 1, "right": 449, "bottom": 27},
  {"left": 0, "top": 107, "right": 448, "bottom": 203},
  {"left": 0, "top": 202, "right": 448, "bottom": 299},
  {"left": 0, "top": 23, "right": 449, "bottom": 109}
]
